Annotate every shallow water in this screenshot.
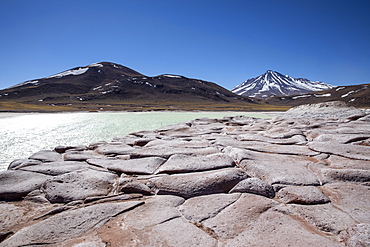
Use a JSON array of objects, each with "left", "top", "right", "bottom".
[{"left": 0, "top": 111, "right": 269, "bottom": 171}]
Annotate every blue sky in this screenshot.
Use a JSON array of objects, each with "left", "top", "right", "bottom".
[{"left": 0, "top": 0, "right": 369, "bottom": 90}]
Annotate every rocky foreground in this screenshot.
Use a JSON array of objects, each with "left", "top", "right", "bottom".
[{"left": 0, "top": 102, "right": 369, "bottom": 246}]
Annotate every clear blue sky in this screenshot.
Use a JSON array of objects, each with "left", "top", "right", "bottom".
[{"left": 1, "top": 0, "right": 369, "bottom": 90}]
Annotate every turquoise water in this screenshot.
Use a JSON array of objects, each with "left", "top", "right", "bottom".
[{"left": 0, "top": 111, "right": 269, "bottom": 171}]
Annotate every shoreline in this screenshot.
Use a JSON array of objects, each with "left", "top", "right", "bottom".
[
  {"left": 0, "top": 111, "right": 277, "bottom": 171},
  {"left": 0, "top": 110, "right": 283, "bottom": 119}
]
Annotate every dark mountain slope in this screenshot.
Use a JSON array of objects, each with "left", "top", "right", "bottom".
[
  {"left": 5, "top": 62, "right": 144, "bottom": 97},
  {"left": 0, "top": 62, "right": 265, "bottom": 112}
]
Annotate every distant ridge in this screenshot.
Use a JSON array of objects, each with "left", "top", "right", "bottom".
[
  {"left": 265, "top": 82, "right": 370, "bottom": 108},
  {"left": 232, "top": 70, "right": 334, "bottom": 99}
]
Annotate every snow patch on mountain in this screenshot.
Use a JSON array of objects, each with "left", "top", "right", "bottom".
[
  {"left": 314, "top": 93, "right": 331, "bottom": 97},
  {"left": 340, "top": 86, "right": 367, "bottom": 98},
  {"left": 163, "top": 74, "right": 182, "bottom": 78},
  {"left": 8, "top": 80, "right": 40, "bottom": 89},
  {"left": 88, "top": 63, "right": 104, "bottom": 67},
  {"left": 46, "top": 67, "right": 89, "bottom": 79},
  {"left": 292, "top": 94, "right": 311, "bottom": 99},
  {"left": 232, "top": 70, "right": 334, "bottom": 98}
]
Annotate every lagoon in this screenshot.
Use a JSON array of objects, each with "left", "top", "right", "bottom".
[{"left": 0, "top": 111, "right": 270, "bottom": 171}]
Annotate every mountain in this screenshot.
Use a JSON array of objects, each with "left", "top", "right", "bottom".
[
  {"left": 0, "top": 62, "right": 263, "bottom": 112},
  {"left": 265, "top": 83, "right": 370, "bottom": 108},
  {"left": 232, "top": 70, "right": 334, "bottom": 98}
]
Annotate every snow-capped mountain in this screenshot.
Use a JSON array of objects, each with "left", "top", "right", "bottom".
[{"left": 232, "top": 70, "right": 334, "bottom": 98}]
